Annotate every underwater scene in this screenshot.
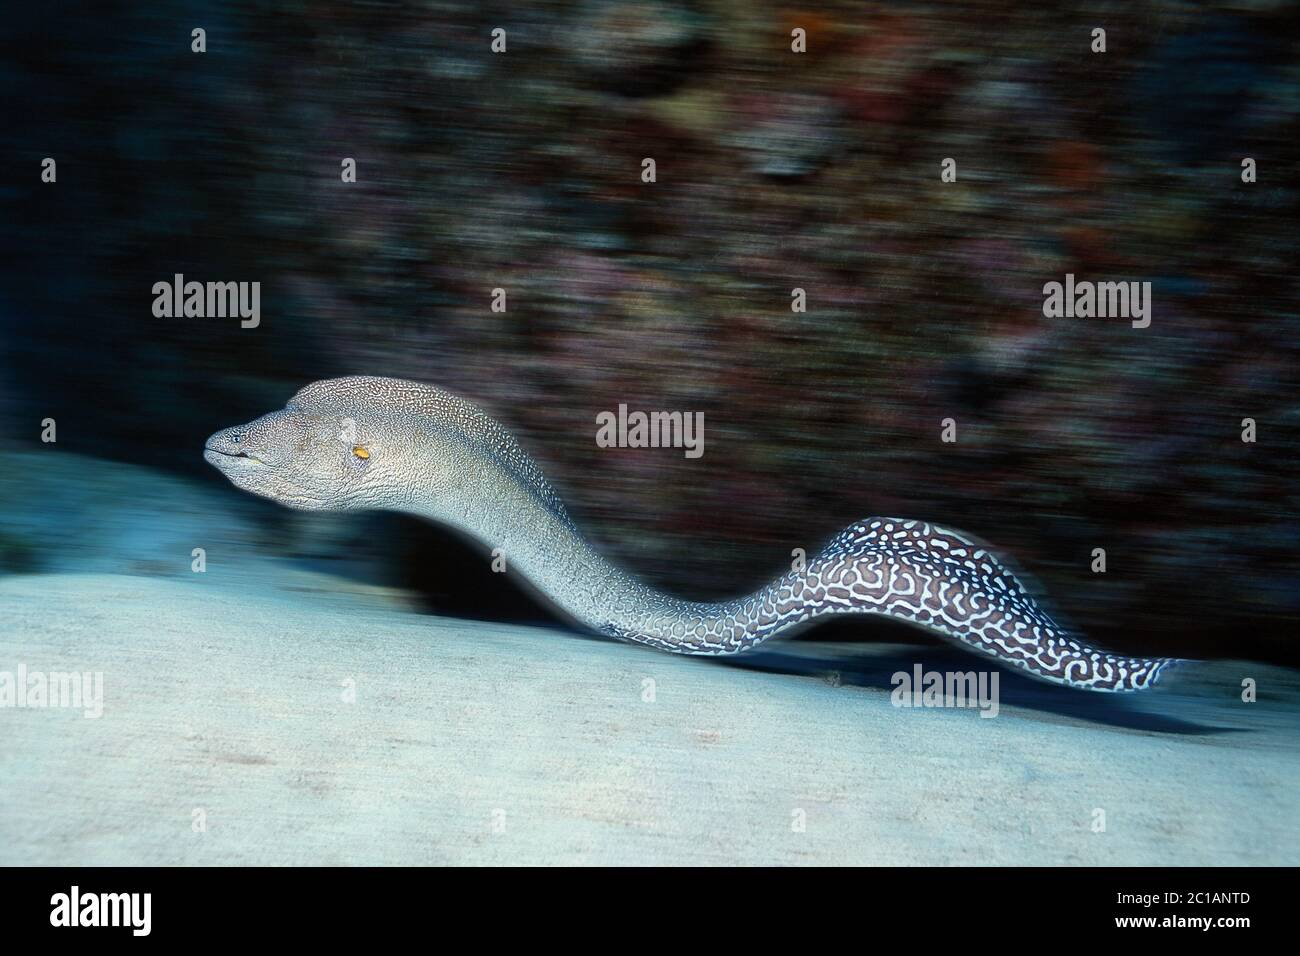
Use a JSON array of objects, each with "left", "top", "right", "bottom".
[{"left": 1, "top": 0, "right": 1298, "bottom": 885}]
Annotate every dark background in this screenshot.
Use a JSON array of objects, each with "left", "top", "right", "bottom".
[{"left": 2, "top": 1, "right": 1297, "bottom": 664}]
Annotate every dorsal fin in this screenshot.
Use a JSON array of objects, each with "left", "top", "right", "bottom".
[{"left": 288, "top": 376, "right": 575, "bottom": 528}]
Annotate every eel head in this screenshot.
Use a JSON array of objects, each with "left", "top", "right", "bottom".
[{"left": 204, "top": 407, "right": 386, "bottom": 511}]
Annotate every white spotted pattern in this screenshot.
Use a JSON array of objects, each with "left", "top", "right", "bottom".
[
  {"left": 219, "top": 378, "right": 1180, "bottom": 695},
  {"left": 599, "top": 518, "right": 1177, "bottom": 692}
]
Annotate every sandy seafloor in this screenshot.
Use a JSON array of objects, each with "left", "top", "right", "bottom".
[
  {"left": 0, "top": 453, "right": 1297, "bottom": 865},
  {"left": 2, "top": 569, "right": 1298, "bottom": 866}
]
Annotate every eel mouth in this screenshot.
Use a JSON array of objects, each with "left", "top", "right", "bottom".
[
  {"left": 204, "top": 448, "right": 264, "bottom": 463},
  {"left": 203, "top": 441, "right": 270, "bottom": 474}
]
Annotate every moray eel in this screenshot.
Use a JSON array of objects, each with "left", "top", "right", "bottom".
[{"left": 204, "top": 376, "right": 1177, "bottom": 692}]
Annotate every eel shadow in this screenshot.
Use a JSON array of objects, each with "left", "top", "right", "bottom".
[{"left": 707, "top": 638, "right": 1238, "bottom": 735}]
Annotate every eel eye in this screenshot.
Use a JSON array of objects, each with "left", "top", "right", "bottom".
[
  {"left": 232, "top": 433, "right": 243, "bottom": 444},
  {"left": 351, "top": 446, "right": 370, "bottom": 460}
]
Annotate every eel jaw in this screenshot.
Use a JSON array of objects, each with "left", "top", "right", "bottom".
[
  {"left": 203, "top": 436, "right": 271, "bottom": 480},
  {"left": 204, "top": 447, "right": 266, "bottom": 468}
]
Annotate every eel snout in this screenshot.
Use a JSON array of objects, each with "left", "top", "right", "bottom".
[{"left": 203, "top": 429, "right": 269, "bottom": 472}]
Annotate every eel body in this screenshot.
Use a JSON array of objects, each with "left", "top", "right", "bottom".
[{"left": 204, "top": 376, "right": 1177, "bottom": 692}]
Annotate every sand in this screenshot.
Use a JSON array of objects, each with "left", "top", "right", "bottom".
[{"left": 1, "top": 571, "right": 1296, "bottom": 865}]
